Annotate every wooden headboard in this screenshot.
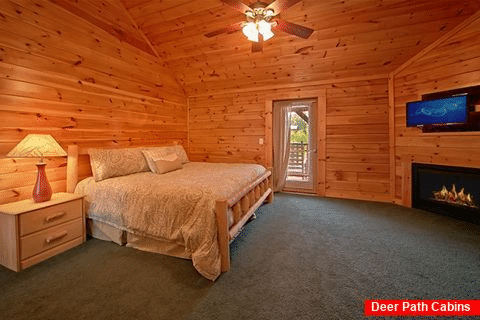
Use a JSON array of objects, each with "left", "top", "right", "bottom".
[{"left": 66, "top": 142, "right": 182, "bottom": 193}]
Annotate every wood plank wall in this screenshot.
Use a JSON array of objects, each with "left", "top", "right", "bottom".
[
  {"left": 392, "top": 12, "right": 480, "bottom": 206},
  {"left": 189, "top": 76, "right": 391, "bottom": 202},
  {"left": 0, "top": 0, "right": 187, "bottom": 204}
]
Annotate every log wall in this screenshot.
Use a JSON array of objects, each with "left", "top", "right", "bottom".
[
  {"left": 5, "top": 1, "right": 474, "bottom": 206},
  {"left": 392, "top": 11, "right": 480, "bottom": 206},
  {"left": 0, "top": 0, "right": 187, "bottom": 204},
  {"left": 189, "top": 76, "right": 391, "bottom": 202}
]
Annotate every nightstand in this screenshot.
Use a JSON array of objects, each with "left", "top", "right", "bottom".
[{"left": 0, "top": 193, "right": 85, "bottom": 271}]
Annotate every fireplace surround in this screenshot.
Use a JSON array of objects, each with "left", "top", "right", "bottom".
[{"left": 412, "top": 163, "right": 480, "bottom": 224}]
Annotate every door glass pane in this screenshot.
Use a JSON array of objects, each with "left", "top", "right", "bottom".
[{"left": 286, "top": 105, "right": 311, "bottom": 184}]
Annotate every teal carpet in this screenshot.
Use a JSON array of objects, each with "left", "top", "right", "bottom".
[{"left": 1, "top": 193, "right": 479, "bottom": 319}]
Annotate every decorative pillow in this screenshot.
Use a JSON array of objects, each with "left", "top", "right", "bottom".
[
  {"left": 142, "top": 147, "right": 173, "bottom": 173},
  {"left": 154, "top": 153, "right": 182, "bottom": 174},
  {"left": 89, "top": 148, "right": 149, "bottom": 182},
  {"left": 142, "top": 144, "right": 189, "bottom": 170},
  {"left": 171, "top": 144, "right": 189, "bottom": 164}
]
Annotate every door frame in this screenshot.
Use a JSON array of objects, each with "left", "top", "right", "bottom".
[{"left": 265, "top": 89, "right": 326, "bottom": 196}]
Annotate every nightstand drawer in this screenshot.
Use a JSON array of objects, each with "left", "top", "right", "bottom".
[
  {"left": 20, "top": 218, "right": 83, "bottom": 260},
  {"left": 19, "top": 199, "right": 83, "bottom": 236}
]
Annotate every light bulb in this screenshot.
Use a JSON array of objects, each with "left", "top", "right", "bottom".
[
  {"left": 258, "top": 20, "right": 274, "bottom": 41},
  {"left": 264, "top": 9, "right": 275, "bottom": 17},
  {"left": 242, "top": 22, "right": 259, "bottom": 42}
]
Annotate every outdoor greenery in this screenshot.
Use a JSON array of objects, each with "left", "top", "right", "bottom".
[{"left": 290, "top": 113, "right": 309, "bottom": 143}]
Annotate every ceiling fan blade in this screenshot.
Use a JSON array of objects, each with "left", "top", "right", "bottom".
[
  {"left": 273, "top": 19, "right": 314, "bottom": 39},
  {"left": 204, "top": 22, "right": 244, "bottom": 38},
  {"left": 266, "top": 0, "right": 302, "bottom": 14},
  {"left": 221, "top": 0, "right": 253, "bottom": 14},
  {"left": 252, "top": 34, "right": 263, "bottom": 53}
]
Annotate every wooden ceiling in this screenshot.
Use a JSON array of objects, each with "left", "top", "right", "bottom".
[{"left": 51, "top": 0, "right": 480, "bottom": 95}]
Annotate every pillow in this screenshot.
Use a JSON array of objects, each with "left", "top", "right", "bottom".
[
  {"left": 171, "top": 144, "right": 189, "bottom": 164},
  {"left": 142, "top": 144, "right": 189, "bottom": 170},
  {"left": 89, "top": 148, "right": 149, "bottom": 181},
  {"left": 154, "top": 153, "right": 182, "bottom": 174},
  {"left": 142, "top": 147, "right": 173, "bottom": 173}
]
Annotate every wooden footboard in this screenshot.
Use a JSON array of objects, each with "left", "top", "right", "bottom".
[{"left": 215, "top": 171, "right": 273, "bottom": 272}]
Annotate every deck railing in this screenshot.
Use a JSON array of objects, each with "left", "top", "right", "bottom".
[{"left": 287, "top": 142, "right": 309, "bottom": 179}]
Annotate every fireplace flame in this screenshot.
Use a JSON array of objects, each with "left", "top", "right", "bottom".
[{"left": 432, "top": 184, "right": 477, "bottom": 208}]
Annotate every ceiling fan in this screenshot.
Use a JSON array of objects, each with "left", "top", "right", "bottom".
[{"left": 204, "top": 0, "right": 314, "bottom": 53}]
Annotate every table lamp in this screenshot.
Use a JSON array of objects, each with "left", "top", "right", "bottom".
[{"left": 7, "top": 134, "right": 67, "bottom": 202}]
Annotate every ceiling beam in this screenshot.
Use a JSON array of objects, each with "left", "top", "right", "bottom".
[{"left": 48, "top": 0, "right": 158, "bottom": 57}]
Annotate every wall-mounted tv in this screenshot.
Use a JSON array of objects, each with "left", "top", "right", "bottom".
[{"left": 406, "top": 95, "right": 468, "bottom": 127}]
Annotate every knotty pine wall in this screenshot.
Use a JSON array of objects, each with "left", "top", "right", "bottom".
[
  {"left": 189, "top": 76, "right": 391, "bottom": 203},
  {"left": 392, "top": 12, "right": 480, "bottom": 206},
  {"left": 0, "top": 0, "right": 187, "bottom": 204}
]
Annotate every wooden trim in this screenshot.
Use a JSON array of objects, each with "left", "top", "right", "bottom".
[
  {"left": 265, "top": 99, "right": 273, "bottom": 168},
  {"left": 393, "top": 9, "right": 480, "bottom": 76},
  {"left": 266, "top": 173, "right": 274, "bottom": 203},
  {"left": 66, "top": 145, "right": 78, "bottom": 193},
  {"left": 81, "top": 197, "right": 86, "bottom": 242},
  {"left": 317, "top": 89, "right": 327, "bottom": 197},
  {"left": 402, "top": 161, "right": 412, "bottom": 207},
  {"left": 214, "top": 200, "right": 230, "bottom": 272},
  {"left": 188, "top": 74, "right": 389, "bottom": 98},
  {"left": 388, "top": 74, "right": 395, "bottom": 203}
]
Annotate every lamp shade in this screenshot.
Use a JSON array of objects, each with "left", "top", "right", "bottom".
[
  {"left": 7, "top": 134, "right": 67, "bottom": 203},
  {"left": 258, "top": 20, "right": 274, "bottom": 41},
  {"left": 242, "top": 22, "right": 259, "bottom": 42},
  {"left": 7, "top": 134, "right": 67, "bottom": 161}
]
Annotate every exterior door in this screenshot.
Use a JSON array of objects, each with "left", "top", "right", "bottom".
[{"left": 283, "top": 100, "right": 317, "bottom": 193}]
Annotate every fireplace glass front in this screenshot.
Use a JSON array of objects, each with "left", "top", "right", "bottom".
[{"left": 412, "top": 163, "right": 480, "bottom": 224}]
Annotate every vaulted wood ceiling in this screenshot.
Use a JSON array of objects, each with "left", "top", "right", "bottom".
[{"left": 51, "top": 0, "right": 480, "bottom": 95}]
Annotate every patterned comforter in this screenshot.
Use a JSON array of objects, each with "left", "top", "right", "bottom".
[{"left": 75, "top": 162, "right": 266, "bottom": 280}]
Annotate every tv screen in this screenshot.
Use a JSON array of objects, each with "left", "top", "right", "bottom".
[{"left": 406, "top": 95, "right": 468, "bottom": 127}]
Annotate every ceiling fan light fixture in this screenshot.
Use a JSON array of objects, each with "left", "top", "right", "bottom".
[
  {"left": 245, "top": 10, "right": 255, "bottom": 18},
  {"left": 206, "top": 0, "right": 314, "bottom": 50},
  {"left": 242, "top": 22, "right": 259, "bottom": 42},
  {"left": 264, "top": 8, "right": 275, "bottom": 17},
  {"left": 258, "top": 20, "right": 274, "bottom": 41}
]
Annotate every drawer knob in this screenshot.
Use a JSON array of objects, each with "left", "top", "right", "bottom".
[
  {"left": 45, "top": 231, "right": 68, "bottom": 244},
  {"left": 44, "top": 211, "right": 66, "bottom": 223}
]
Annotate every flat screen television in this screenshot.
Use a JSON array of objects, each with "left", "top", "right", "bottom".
[{"left": 406, "top": 95, "right": 468, "bottom": 127}]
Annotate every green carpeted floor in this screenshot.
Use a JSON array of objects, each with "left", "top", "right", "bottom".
[{"left": 1, "top": 193, "right": 479, "bottom": 320}]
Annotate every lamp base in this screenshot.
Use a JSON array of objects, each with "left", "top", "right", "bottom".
[{"left": 33, "top": 162, "right": 52, "bottom": 203}]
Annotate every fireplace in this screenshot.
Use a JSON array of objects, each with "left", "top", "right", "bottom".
[{"left": 412, "top": 163, "right": 480, "bottom": 224}]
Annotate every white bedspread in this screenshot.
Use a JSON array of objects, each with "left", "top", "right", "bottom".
[{"left": 75, "top": 162, "right": 266, "bottom": 280}]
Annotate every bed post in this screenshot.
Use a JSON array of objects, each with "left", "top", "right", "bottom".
[
  {"left": 215, "top": 199, "right": 230, "bottom": 272},
  {"left": 66, "top": 145, "right": 78, "bottom": 193},
  {"left": 266, "top": 168, "right": 274, "bottom": 203}
]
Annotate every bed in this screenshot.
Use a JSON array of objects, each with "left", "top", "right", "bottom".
[{"left": 66, "top": 143, "right": 273, "bottom": 281}]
